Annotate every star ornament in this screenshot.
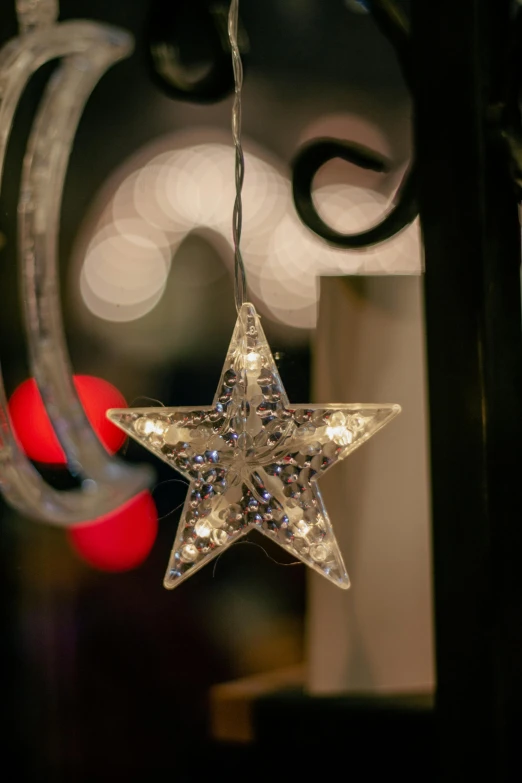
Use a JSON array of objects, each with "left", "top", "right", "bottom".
[{"left": 107, "top": 304, "right": 400, "bottom": 590}]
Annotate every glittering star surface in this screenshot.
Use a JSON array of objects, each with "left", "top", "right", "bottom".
[{"left": 107, "top": 304, "right": 400, "bottom": 589}]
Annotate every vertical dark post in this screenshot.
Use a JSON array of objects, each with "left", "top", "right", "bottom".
[{"left": 412, "top": 0, "right": 522, "bottom": 779}]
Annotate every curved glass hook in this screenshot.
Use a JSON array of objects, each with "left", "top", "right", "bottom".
[
  {"left": 291, "top": 0, "right": 417, "bottom": 249},
  {"left": 0, "top": 6, "right": 152, "bottom": 524}
]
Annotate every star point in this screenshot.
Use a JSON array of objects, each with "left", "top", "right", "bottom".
[{"left": 107, "top": 303, "right": 400, "bottom": 589}]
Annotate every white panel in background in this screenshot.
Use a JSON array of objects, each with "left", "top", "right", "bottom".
[{"left": 307, "top": 276, "right": 434, "bottom": 695}]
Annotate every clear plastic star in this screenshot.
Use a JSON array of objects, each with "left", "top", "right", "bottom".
[{"left": 107, "top": 304, "right": 400, "bottom": 589}]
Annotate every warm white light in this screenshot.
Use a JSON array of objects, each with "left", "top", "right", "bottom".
[
  {"left": 83, "top": 234, "right": 168, "bottom": 303},
  {"left": 260, "top": 215, "right": 320, "bottom": 328},
  {"left": 212, "top": 528, "right": 228, "bottom": 545},
  {"left": 167, "top": 147, "right": 224, "bottom": 227},
  {"left": 79, "top": 268, "right": 166, "bottom": 322},
  {"left": 325, "top": 412, "right": 354, "bottom": 446},
  {"left": 293, "top": 519, "right": 311, "bottom": 536},
  {"left": 326, "top": 425, "right": 353, "bottom": 447},
  {"left": 132, "top": 154, "right": 187, "bottom": 231},
  {"left": 134, "top": 417, "right": 166, "bottom": 436},
  {"left": 78, "top": 136, "right": 422, "bottom": 329},
  {"left": 80, "top": 215, "right": 173, "bottom": 322},
  {"left": 245, "top": 351, "right": 262, "bottom": 374},
  {"left": 194, "top": 519, "right": 212, "bottom": 538},
  {"left": 313, "top": 183, "right": 422, "bottom": 275},
  {"left": 180, "top": 544, "right": 198, "bottom": 563},
  {"left": 313, "top": 184, "right": 386, "bottom": 238}
]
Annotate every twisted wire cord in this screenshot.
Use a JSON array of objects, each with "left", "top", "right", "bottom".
[{"left": 228, "top": 0, "right": 248, "bottom": 311}]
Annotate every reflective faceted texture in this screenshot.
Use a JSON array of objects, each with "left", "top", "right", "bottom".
[{"left": 108, "top": 303, "right": 400, "bottom": 589}]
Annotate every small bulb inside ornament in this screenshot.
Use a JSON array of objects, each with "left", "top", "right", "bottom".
[
  {"left": 310, "top": 543, "right": 329, "bottom": 563},
  {"left": 134, "top": 417, "right": 166, "bottom": 437},
  {"left": 293, "top": 519, "right": 310, "bottom": 537},
  {"left": 164, "top": 423, "right": 193, "bottom": 445},
  {"left": 180, "top": 543, "right": 198, "bottom": 563},
  {"left": 194, "top": 519, "right": 212, "bottom": 538},
  {"left": 212, "top": 528, "right": 228, "bottom": 546},
  {"left": 350, "top": 413, "right": 369, "bottom": 431},
  {"left": 329, "top": 412, "right": 346, "bottom": 428},
  {"left": 326, "top": 424, "right": 353, "bottom": 447},
  {"left": 293, "top": 537, "right": 309, "bottom": 554},
  {"left": 245, "top": 351, "right": 262, "bottom": 374}
]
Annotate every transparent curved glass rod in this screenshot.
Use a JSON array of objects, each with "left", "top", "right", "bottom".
[
  {"left": 0, "top": 11, "right": 152, "bottom": 524},
  {"left": 16, "top": 0, "right": 59, "bottom": 33}
]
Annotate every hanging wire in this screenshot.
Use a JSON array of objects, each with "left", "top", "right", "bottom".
[{"left": 228, "top": 0, "right": 248, "bottom": 311}]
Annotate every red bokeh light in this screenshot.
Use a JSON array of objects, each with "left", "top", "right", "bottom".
[
  {"left": 67, "top": 490, "right": 158, "bottom": 572},
  {"left": 9, "top": 376, "right": 157, "bottom": 572},
  {"left": 8, "top": 375, "right": 127, "bottom": 463}
]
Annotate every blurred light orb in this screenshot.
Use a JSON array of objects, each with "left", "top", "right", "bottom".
[
  {"left": 313, "top": 184, "right": 387, "bottom": 237},
  {"left": 8, "top": 375, "right": 127, "bottom": 464},
  {"left": 78, "top": 138, "right": 421, "bottom": 330},
  {"left": 80, "top": 271, "right": 167, "bottom": 323},
  {"left": 81, "top": 218, "right": 172, "bottom": 322},
  {"left": 314, "top": 183, "right": 422, "bottom": 275},
  {"left": 67, "top": 490, "right": 158, "bottom": 572}
]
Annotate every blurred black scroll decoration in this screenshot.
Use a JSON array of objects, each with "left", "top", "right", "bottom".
[
  {"left": 146, "top": 0, "right": 248, "bottom": 103},
  {"left": 146, "top": 0, "right": 522, "bottom": 249}
]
